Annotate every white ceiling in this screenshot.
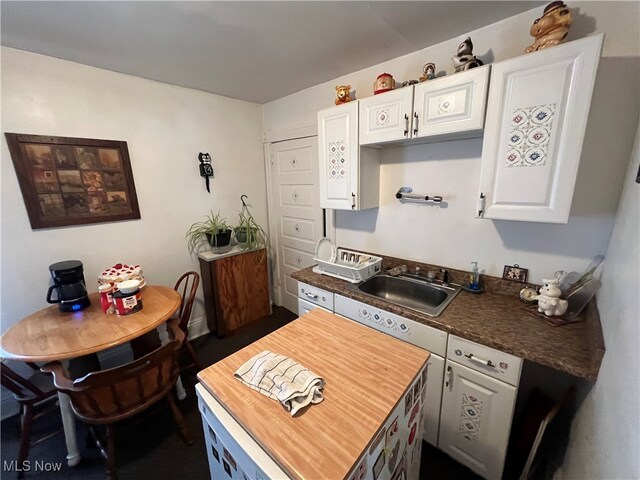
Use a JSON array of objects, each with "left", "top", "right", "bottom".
[{"left": 1, "top": 1, "right": 543, "bottom": 104}]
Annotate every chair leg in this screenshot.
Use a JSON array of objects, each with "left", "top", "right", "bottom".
[
  {"left": 166, "top": 392, "right": 194, "bottom": 445},
  {"left": 105, "top": 424, "right": 116, "bottom": 479},
  {"left": 17, "top": 404, "right": 33, "bottom": 472},
  {"left": 184, "top": 340, "right": 204, "bottom": 371}
]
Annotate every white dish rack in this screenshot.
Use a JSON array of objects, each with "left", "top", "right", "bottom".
[{"left": 313, "top": 247, "right": 382, "bottom": 283}]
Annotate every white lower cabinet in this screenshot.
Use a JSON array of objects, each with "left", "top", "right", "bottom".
[
  {"left": 438, "top": 339, "right": 520, "bottom": 480},
  {"left": 422, "top": 353, "right": 445, "bottom": 447},
  {"left": 297, "top": 297, "right": 331, "bottom": 315},
  {"left": 297, "top": 282, "right": 334, "bottom": 311}
]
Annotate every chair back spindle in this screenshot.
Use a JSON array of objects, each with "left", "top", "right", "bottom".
[{"left": 173, "top": 271, "right": 199, "bottom": 334}]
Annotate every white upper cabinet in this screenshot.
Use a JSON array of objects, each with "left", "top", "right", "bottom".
[
  {"left": 318, "top": 101, "right": 380, "bottom": 210},
  {"left": 413, "top": 66, "right": 490, "bottom": 141},
  {"left": 359, "top": 87, "right": 414, "bottom": 144},
  {"left": 359, "top": 67, "right": 489, "bottom": 146},
  {"left": 478, "top": 35, "right": 603, "bottom": 223}
]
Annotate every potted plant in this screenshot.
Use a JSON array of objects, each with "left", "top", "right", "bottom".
[
  {"left": 186, "top": 211, "right": 232, "bottom": 254},
  {"left": 234, "top": 195, "right": 269, "bottom": 252}
]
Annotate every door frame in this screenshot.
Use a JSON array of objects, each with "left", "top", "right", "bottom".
[{"left": 264, "top": 126, "right": 320, "bottom": 308}]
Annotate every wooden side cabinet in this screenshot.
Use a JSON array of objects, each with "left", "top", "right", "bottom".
[{"left": 198, "top": 247, "right": 271, "bottom": 337}]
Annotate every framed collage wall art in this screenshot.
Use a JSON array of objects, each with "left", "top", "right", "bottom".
[{"left": 5, "top": 134, "right": 140, "bottom": 229}]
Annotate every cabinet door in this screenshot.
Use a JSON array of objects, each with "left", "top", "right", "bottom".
[
  {"left": 439, "top": 360, "right": 517, "bottom": 480},
  {"left": 422, "top": 353, "right": 445, "bottom": 447},
  {"left": 413, "top": 66, "right": 489, "bottom": 140},
  {"left": 478, "top": 35, "right": 603, "bottom": 223},
  {"left": 211, "top": 249, "right": 271, "bottom": 335},
  {"left": 359, "top": 87, "right": 414, "bottom": 145},
  {"left": 318, "top": 102, "right": 359, "bottom": 209}
]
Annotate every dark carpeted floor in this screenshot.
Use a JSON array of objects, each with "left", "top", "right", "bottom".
[{"left": 1, "top": 306, "right": 479, "bottom": 479}]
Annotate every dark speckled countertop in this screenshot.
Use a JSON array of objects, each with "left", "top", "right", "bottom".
[{"left": 292, "top": 254, "right": 605, "bottom": 382}]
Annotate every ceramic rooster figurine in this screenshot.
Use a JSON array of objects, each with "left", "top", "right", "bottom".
[
  {"left": 525, "top": 1, "right": 573, "bottom": 53},
  {"left": 452, "top": 37, "right": 484, "bottom": 73}
]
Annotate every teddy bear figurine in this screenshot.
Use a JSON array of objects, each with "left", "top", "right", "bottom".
[
  {"left": 525, "top": 1, "right": 573, "bottom": 54},
  {"left": 533, "top": 278, "right": 568, "bottom": 317},
  {"left": 335, "top": 85, "right": 353, "bottom": 105}
]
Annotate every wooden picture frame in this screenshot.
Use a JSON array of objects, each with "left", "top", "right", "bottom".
[
  {"left": 502, "top": 264, "right": 528, "bottom": 283},
  {"left": 5, "top": 133, "right": 140, "bottom": 229}
]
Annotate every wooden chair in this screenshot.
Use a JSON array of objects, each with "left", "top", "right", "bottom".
[
  {"left": 173, "top": 271, "right": 204, "bottom": 371},
  {"left": 1, "top": 361, "right": 59, "bottom": 474},
  {"left": 42, "top": 318, "right": 193, "bottom": 479}
]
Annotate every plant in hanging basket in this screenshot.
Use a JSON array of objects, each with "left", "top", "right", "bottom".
[
  {"left": 186, "top": 211, "right": 232, "bottom": 254},
  {"left": 234, "top": 195, "right": 269, "bottom": 258}
]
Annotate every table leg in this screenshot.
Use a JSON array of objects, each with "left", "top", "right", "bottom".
[{"left": 58, "top": 391, "right": 81, "bottom": 467}]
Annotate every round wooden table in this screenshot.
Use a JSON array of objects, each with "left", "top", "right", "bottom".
[{"left": 0, "top": 285, "right": 181, "bottom": 466}]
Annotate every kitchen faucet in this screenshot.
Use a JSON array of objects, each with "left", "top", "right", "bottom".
[{"left": 439, "top": 268, "right": 451, "bottom": 286}]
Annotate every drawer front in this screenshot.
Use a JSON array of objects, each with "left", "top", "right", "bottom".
[
  {"left": 334, "top": 295, "right": 447, "bottom": 357},
  {"left": 447, "top": 335, "right": 522, "bottom": 386},
  {"left": 297, "top": 282, "right": 334, "bottom": 311},
  {"left": 297, "top": 298, "right": 331, "bottom": 316}
]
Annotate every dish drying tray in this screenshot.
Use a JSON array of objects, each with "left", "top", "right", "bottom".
[{"left": 313, "top": 248, "right": 382, "bottom": 283}]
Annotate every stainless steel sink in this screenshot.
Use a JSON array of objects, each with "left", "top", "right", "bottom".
[{"left": 352, "top": 274, "right": 461, "bottom": 317}]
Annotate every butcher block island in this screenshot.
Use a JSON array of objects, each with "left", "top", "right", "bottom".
[{"left": 196, "top": 309, "right": 430, "bottom": 480}]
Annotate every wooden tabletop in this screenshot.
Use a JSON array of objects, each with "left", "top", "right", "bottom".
[
  {"left": 198, "top": 309, "right": 430, "bottom": 480},
  {"left": 0, "top": 285, "right": 181, "bottom": 362}
]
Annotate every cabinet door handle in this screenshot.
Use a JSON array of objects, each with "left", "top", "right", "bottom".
[
  {"left": 413, "top": 112, "right": 419, "bottom": 136},
  {"left": 404, "top": 114, "right": 409, "bottom": 137},
  {"left": 445, "top": 365, "right": 453, "bottom": 390},
  {"left": 305, "top": 292, "right": 319, "bottom": 300},
  {"left": 351, "top": 192, "right": 356, "bottom": 210},
  {"left": 464, "top": 353, "right": 495, "bottom": 368}
]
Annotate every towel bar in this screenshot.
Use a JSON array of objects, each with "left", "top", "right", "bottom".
[{"left": 395, "top": 187, "right": 443, "bottom": 203}]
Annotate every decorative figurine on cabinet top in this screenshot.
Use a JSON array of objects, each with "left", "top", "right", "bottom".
[
  {"left": 373, "top": 73, "right": 396, "bottom": 94},
  {"left": 419, "top": 63, "right": 436, "bottom": 82},
  {"left": 452, "top": 37, "right": 484, "bottom": 73},
  {"left": 401, "top": 80, "right": 419, "bottom": 87},
  {"left": 525, "top": 1, "right": 573, "bottom": 53},
  {"left": 335, "top": 85, "right": 353, "bottom": 105},
  {"left": 532, "top": 279, "right": 568, "bottom": 317}
]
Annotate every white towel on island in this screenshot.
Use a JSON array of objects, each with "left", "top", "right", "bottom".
[{"left": 234, "top": 351, "right": 325, "bottom": 416}]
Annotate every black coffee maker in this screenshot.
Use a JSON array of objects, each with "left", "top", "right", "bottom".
[{"left": 46, "top": 260, "right": 91, "bottom": 312}]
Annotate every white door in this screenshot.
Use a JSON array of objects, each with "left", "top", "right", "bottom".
[
  {"left": 422, "top": 354, "right": 445, "bottom": 447},
  {"left": 478, "top": 34, "right": 603, "bottom": 223},
  {"left": 318, "top": 102, "right": 359, "bottom": 210},
  {"left": 439, "top": 360, "right": 517, "bottom": 480},
  {"left": 269, "top": 137, "right": 323, "bottom": 314}
]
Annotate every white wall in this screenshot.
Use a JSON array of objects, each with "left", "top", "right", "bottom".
[
  {"left": 1, "top": 47, "right": 267, "bottom": 334},
  {"left": 264, "top": 1, "right": 640, "bottom": 283},
  {"left": 559, "top": 123, "right": 640, "bottom": 480}
]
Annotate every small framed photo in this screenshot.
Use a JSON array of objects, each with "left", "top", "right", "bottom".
[{"left": 503, "top": 264, "right": 528, "bottom": 283}]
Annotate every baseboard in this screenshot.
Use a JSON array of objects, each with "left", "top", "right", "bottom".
[{"left": 188, "top": 315, "right": 209, "bottom": 340}]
